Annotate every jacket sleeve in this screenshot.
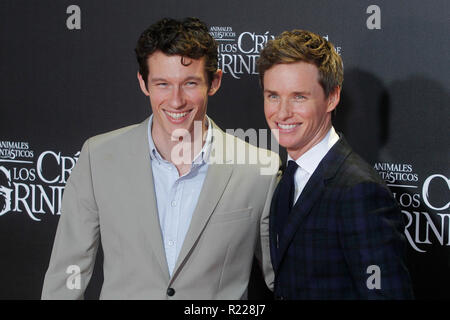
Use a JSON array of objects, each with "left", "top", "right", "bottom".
[
  {"left": 41, "top": 139, "right": 100, "bottom": 299},
  {"left": 255, "top": 155, "right": 281, "bottom": 291},
  {"left": 338, "top": 182, "right": 414, "bottom": 299}
]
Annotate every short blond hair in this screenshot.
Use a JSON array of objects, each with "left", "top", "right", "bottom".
[{"left": 257, "top": 29, "right": 343, "bottom": 97}]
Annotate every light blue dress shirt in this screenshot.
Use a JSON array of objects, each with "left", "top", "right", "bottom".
[{"left": 147, "top": 115, "right": 212, "bottom": 277}]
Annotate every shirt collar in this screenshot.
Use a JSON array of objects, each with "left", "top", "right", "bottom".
[
  {"left": 192, "top": 116, "right": 213, "bottom": 165},
  {"left": 287, "top": 126, "right": 339, "bottom": 175},
  {"left": 147, "top": 114, "right": 213, "bottom": 166}
]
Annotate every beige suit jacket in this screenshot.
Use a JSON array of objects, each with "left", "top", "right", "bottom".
[{"left": 41, "top": 117, "right": 280, "bottom": 299}]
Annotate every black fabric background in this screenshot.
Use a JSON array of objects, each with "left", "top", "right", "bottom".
[{"left": 0, "top": 0, "right": 448, "bottom": 299}]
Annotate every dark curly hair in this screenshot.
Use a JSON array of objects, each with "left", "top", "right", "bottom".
[
  {"left": 135, "top": 17, "right": 218, "bottom": 88},
  {"left": 257, "top": 30, "right": 343, "bottom": 97}
]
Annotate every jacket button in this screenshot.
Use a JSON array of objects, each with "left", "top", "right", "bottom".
[{"left": 167, "top": 288, "right": 175, "bottom": 296}]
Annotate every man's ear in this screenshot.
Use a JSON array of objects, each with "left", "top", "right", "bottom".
[
  {"left": 208, "top": 69, "right": 223, "bottom": 96},
  {"left": 327, "top": 86, "right": 341, "bottom": 113},
  {"left": 137, "top": 71, "right": 150, "bottom": 96}
]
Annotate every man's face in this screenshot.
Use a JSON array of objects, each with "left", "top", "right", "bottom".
[
  {"left": 138, "top": 51, "right": 222, "bottom": 142},
  {"left": 263, "top": 61, "right": 339, "bottom": 159}
]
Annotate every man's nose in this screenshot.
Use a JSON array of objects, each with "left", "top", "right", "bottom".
[
  {"left": 168, "top": 87, "right": 186, "bottom": 109},
  {"left": 277, "top": 100, "right": 292, "bottom": 120}
]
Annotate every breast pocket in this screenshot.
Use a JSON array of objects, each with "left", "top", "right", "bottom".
[{"left": 209, "top": 207, "right": 253, "bottom": 224}]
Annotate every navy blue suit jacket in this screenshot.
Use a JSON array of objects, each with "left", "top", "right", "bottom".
[{"left": 270, "top": 136, "right": 414, "bottom": 299}]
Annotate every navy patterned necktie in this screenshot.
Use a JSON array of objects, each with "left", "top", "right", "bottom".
[{"left": 275, "top": 160, "right": 299, "bottom": 237}]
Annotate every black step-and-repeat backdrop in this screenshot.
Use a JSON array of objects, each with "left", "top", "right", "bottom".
[{"left": 0, "top": 0, "right": 449, "bottom": 299}]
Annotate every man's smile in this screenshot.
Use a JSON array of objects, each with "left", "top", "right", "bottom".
[
  {"left": 276, "top": 122, "right": 301, "bottom": 132},
  {"left": 164, "top": 109, "right": 192, "bottom": 123}
]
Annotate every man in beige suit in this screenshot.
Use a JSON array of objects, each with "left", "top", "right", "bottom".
[{"left": 41, "top": 17, "right": 279, "bottom": 299}]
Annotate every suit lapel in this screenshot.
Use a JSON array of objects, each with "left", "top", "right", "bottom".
[
  {"left": 269, "top": 181, "right": 282, "bottom": 266},
  {"left": 274, "top": 135, "right": 352, "bottom": 271},
  {"left": 170, "top": 124, "right": 234, "bottom": 283},
  {"left": 126, "top": 118, "right": 170, "bottom": 280},
  {"left": 274, "top": 165, "right": 326, "bottom": 271}
]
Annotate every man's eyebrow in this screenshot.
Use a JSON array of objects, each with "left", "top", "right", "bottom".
[
  {"left": 149, "top": 76, "right": 204, "bottom": 83},
  {"left": 292, "top": 91, "right": 311, "bottom": 96},
  {"left": 263, "top": 89, "right": 311, "bottom": 96},
  {"left": 149, "top": 77, "right": 167, "bottom": 83},
  {"left": 184, "top": 76, "right": 203, "bottom": 82}
]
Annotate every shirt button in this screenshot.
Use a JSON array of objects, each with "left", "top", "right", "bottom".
[
  {"left": 168, "top": 240, "right": 174, "bottom": 246},
  {"left": 167, "top": 288, "right": 175, "bottom": 296},
  {"left": 171, "top": 200, "right": 176, "bottom": 207}
]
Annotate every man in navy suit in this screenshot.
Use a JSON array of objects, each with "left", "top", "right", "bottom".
[{"left": 257, "top": 30, "right": 413, "bottom": 299}]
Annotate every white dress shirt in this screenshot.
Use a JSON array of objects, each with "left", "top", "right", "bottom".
[
  {"left": 288, "top": 127, "right": 340, "bottom": 205},
  {"left": 147, "top": 115, "right": 212, "bottom": 276}
]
